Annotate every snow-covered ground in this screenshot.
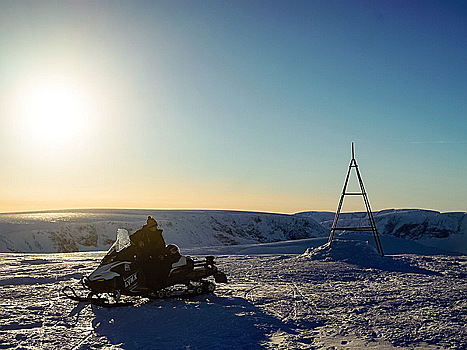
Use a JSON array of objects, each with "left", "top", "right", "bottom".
[
  {"left": 1, "top": 209, "right": 466, "bottom": 349},
  {"left": 1, "top": 240, "right": 466, "bottom": 350}
]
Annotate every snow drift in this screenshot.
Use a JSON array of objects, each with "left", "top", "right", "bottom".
[
  {"left": 302, "top": 239, "right": 439, "bottom": 274},
  {"left": 304, "top": 239, "right": 382, "bottom": 262}
]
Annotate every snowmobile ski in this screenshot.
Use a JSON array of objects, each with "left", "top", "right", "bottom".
[{"left": 61, "top": 286, "right": 135, "bottom": 307}]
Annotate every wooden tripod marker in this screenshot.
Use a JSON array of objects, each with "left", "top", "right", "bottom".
[{"left": 327, "top": 143, "right": 384, "bottom": 256}]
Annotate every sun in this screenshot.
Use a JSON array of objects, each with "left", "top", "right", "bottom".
[{"left": 15, "top": 80, "right": 91, "bottom": 154}]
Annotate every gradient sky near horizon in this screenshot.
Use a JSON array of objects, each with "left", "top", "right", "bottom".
[{"left": 0, "top": 0, "right": 466, "bottom": 214}]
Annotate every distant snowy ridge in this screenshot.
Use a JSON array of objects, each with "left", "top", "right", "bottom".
[
  {"left": 296, "top": 209, "right": 467, "bottom": 255},
  {"left": 296, "top": 209, "right": 466, "bottom": 238},
  {"left": 0, "top": 210, "right": 327, "bottom": 253},
  {"left": 1, "top": 209, "right": 465, "bottom": 254}
]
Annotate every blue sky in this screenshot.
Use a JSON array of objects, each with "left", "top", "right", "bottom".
[{"left": 0, "top": 0, "right": 466, "bottom": 213}]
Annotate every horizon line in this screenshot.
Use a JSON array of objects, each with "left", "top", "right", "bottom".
[{"left": 0, "top": 206, "right": 464, "bottom": 216}]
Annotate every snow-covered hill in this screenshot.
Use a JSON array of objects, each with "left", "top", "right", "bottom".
[
  {"left": 1, "top": 208, "right": 466, "bottom": 255},
  {"left": 296, "top": 209, "right": 467, "bottom": 255},
  {"left": 0, "top": 209, "right": 327, "bottom": 253}
]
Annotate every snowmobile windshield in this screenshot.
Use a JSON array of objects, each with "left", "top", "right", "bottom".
[
  {"left": 100, "top": 229, "right": 134, "bottom": 265},
  {"left": 113, "top": 229, "right": 131, "bottom": 253}
]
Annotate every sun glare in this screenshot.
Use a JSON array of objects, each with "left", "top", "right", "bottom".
[{"left": 15, "top": 80, "right": 91, "bottom": 154}]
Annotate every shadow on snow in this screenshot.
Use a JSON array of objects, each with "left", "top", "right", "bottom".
[{"left": 88, "top": 295, "right": 295, "bottom": 350}]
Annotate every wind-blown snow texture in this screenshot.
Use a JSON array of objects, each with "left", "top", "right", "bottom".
[
  {"left": 0, "top": 209, "right": 466, "bottom": 254},
  {"left": 1, "top": 241, "right": 466, "bottom": 349}
]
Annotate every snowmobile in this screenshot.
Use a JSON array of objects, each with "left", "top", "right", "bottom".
[{"left": 63, "top": 227, "right": 227, "bottom": 306}]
